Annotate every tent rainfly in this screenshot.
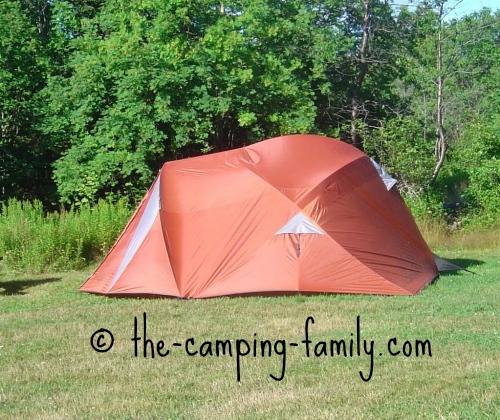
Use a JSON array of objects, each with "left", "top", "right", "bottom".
[{"left": 80, "top": 134, "right": 446, "bottom": 298}]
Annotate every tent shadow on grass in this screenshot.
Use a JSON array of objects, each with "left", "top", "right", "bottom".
[
  {"left": 430, "top": 258, "right": 484, "bottom": 286},
  {"left": 0, "top": 277, "right": 62, "bottom": 296},
  {"left": 437, "top": 258, "right": 484, "bottom": 278}
]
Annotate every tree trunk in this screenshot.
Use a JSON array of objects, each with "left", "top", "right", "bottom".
[
  {"left": 350, "top": 0, "right": 370, "bottom": 151},
  {"left": 430, "top": 1, "right": 446, "bottom": 185}
]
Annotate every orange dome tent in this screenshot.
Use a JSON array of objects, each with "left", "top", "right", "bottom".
[{"left": 79, "top": 135, "right": 439, "bottom": 298}]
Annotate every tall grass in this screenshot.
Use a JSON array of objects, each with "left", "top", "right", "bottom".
[
  {"left": 0, "top": 199, "right": 131, "bottom": 273},
  {"left": 415, "top": 215, "right": 500, "bottom": 252}
]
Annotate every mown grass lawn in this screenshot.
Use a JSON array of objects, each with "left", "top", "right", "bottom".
[{"left": 1, "top": 248, "right": 498, "bottom": 419}]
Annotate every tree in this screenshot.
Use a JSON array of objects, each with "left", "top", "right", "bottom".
[
  {"left": 0, "top": 0, "right": 56, "bottom": 203},
  {"left": 396, "top": 2, "right": 498, "bottom": 185},
  {"left": 316, "top": 0, "right": 402, "bottom": 150},
  {"left": 430, "top": 0, "right": 445, "bottom": 185},
  {"left": 350, "top": 0, "right": 370, "bottom": 150},
  {"left": 44, "top": 0, "right": 346, "bottom": 203},
  {"left": 363, "top": 3, "right": 498, "bottom": 201}
]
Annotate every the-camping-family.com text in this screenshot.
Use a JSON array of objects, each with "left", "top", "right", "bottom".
[{"left": 90, "top": 313, "right": 433, "bottom": 382}]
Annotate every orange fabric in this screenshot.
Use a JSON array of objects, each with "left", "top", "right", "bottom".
[
  {"left": 80, "top": 135, "right": 438, "bottom": 298},
  {"left": 79, "top": 179, "right": 162, "bottom": 294}
]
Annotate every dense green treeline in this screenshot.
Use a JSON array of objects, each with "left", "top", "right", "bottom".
[{"left": 1, "top": 0, "right": 498, "bottom": 227}]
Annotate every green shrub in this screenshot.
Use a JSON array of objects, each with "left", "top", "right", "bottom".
[
  {"left": 449, "top": 116, "right": 499, "bottom": 229},
  {"left": 364, "top": 117, "right": 436, "bottom": 194},
  {"left": 403, "top": 189, "right": 446, "bottom": 222},
  {"left": 366, "top": 115, "right": 499, "bottom": 230},
  {"left": 0, "top": 199, "right": 132, "bottom": 273}
]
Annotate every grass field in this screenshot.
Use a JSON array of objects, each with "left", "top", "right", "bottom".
[{"left": 1, "top": 240, "right": 499, "bottom": 418}]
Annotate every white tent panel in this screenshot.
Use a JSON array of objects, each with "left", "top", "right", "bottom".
[
  {"left": 370, "top": 158, "right": 397, "bottom": 190},
  {"left": 108, "top": 178, "right": 161, "bottom": 290},
  {"left": 275, "top": 212, "right": 324, "bottom": 235}
]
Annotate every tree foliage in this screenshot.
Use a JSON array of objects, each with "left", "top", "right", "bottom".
[
  {"left": 365, "top": 5, "right": 499, "bottom": 211},
  {"left": 44, "top": 0, "right": 348, "bottom": 203},
  {"left": 452, "top": 115, "right": 500, "bottom": 227},
  {"left": 0, "top": 0, "right": 498, "bottom": 226},
  {"left": 0, "top": 0, "right": 55, "bottom": 202}
]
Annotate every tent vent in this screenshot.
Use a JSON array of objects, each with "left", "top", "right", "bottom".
[{"left": 275, "top": 212, "right": 324, "bottom": 235}]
